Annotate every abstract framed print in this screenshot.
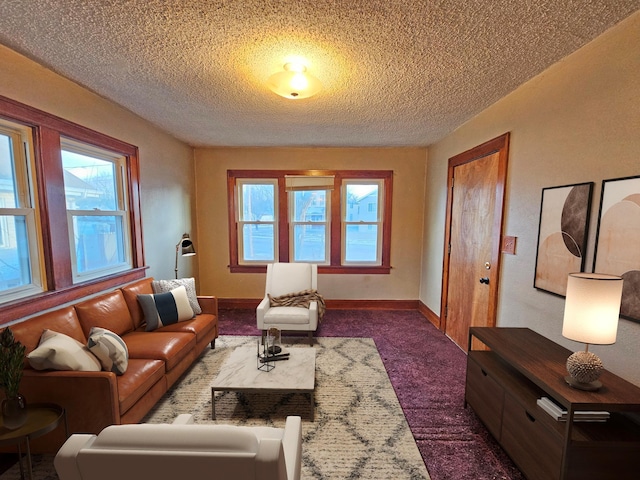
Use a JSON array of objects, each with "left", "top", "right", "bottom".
[
  {"left": 534, "top": 182, "right": 594, "bottom": 296},
  {"left": 593, "top": 175, "right": 640, "bottom": 323}
]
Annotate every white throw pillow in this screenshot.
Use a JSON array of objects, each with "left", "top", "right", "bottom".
[
  {"left": 87, "top": 327, "right": 129, "bottom": 375},
  {"left": 27, "top": 329, "right": 101, "bottom": 371}
]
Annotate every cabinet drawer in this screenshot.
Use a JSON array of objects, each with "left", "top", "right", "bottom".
[
  {"left": 466, "top": 355, "right": 504, "bottom": 440},
  {"left": 501, "top": 394, "right": 563, "bottom": 480}
]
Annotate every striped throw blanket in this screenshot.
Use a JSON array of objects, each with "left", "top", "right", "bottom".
[{"left": 268, "top": 289, "right": 326, "bottom": 321}]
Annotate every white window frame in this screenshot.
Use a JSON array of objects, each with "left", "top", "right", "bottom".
[
  {"left": 61, "top": 138, "right": 132, "bottom": 283},
  {"left": 341, "top": 178, "right": 384, "bottom": 266},
  {"left": 237, "top": 178, "right": 278, "bottom": 264},
  {"left": 0, "top": 120, "right": 44, "bottom": 302}
]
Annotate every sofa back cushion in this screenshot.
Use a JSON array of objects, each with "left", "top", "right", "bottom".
[
  {"left": 74, "top": 290, "right": 135, "bottom": 338},
  {"left": 75, "top": 424, "right": 262, "bottom": 479},
  {"left": 7, "top": 307, "right": 85, "bottom": 368},
  {"left": 121, "top": 277, "right": 154, "bottom": 329}
]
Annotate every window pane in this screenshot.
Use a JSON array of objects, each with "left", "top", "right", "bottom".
[
  {"left": 293, "top": 191, "right": 326, "bottom": 222},
  {"left": 242, "top": 224, "right": 274, "bottom": 261},
  {"left": 0, "top": 133, "right": 18, "bottom": 208},
  {"left": 241, "top": 184, "right": 274, "bottom": 221},
  {"left": 294, "top": 225, "right": 326, "bottom": 262},
  {"left": 72, "top": 215, "right": 125, "bottom": 273},
  {"left": 62, "top": 150, "right": 117, "bottom": 210},
  {"left": 345, "top": 224, "right": 378, "bottom": 262},
  {"left": 0, "top": 215, "right": 32, "bottom": 290},
  {"left": 345, "top": 184, "right": 378, "bottom": 221}
]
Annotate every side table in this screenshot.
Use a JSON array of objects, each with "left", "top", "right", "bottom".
[{"left": 0, "top": 403, "right": 68, "bottom": 480}]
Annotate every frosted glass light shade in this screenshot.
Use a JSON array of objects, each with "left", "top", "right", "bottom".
[
  {"left": 267, "top": 63, "right": 322, "bottom": 100},
  {"left": 562, "top": 273, "right": 623, "bottom": 345}
]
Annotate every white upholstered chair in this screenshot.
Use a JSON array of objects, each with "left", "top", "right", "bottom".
[
  {"left": 256, "top": 263, "right": 318, "bottom": 345},
  {"left": 54, "top": 414, "right": 302, "bottom": 480}
]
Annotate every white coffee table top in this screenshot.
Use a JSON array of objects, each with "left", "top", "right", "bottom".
[{"left": 211, "top": 345, "right": 316, "bottom": 392}]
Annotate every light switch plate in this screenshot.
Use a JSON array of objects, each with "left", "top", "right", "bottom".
[{"left": 502, "top": 236, "right": 517, "bottom": 255}]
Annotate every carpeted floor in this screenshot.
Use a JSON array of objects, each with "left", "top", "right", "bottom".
[{"left": 219, "top": 308, "right": 525, "bottom": 480}]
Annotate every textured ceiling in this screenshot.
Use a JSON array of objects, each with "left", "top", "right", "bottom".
[{"left": 0, "top": 1, "right": 638, "bottom": 147}]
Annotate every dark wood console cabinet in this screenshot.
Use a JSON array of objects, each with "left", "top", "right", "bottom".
[{"left": 465, "top": 327, "right": 640, "bottom": 480}]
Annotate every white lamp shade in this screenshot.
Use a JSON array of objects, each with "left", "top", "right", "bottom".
[{"left": 562, "top": 273, "right": 623, "bottom": 345}]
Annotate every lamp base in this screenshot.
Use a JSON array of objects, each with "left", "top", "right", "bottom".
[{"left": 564, "top": 375, "right": 602, "bottom": 391}]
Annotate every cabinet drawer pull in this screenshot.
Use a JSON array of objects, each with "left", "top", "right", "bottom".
[
  {"left": 481, "top": 368, "right": 488, "bottom": 377},
  {"left": 525, "top": 411, "right": 536, "bottom": 422}
]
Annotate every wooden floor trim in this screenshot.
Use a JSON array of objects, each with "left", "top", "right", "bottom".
[{"left": 219, "top": 298, "right": 421, "bottom": 311}]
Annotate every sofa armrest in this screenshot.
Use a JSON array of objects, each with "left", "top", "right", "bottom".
[
  {"left": 197, "top": 295, "right": 218, "bottom": 316},
  {"left": 256, "top": 296, "right": 270, "bottom": 327},
  {"left": 54, "top": 434, "right": 96, "bottom": 480},
  {"left": 20, "top": 369, "right": 119, "bottom": 452},
  {"left": 282, "top": 416, "right": 302, "bottom": 480}
]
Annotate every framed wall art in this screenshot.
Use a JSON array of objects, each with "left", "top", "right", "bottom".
[
  {"left": 534, "top": 182, "right": 594, "bottom": 297},
  {"left": 593, "top": 174, "right": 640, "bottom": 323}
]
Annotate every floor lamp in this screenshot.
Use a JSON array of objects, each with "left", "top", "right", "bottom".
[{"left": 175, "top": 233, "right": 196, "bottom": 279}]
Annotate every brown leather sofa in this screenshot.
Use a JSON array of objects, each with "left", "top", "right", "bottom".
[{"left": 5, "top": 277, "right": 218, "bottom": 453}]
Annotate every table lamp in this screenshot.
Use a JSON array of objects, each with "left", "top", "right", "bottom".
[
  {"left": 561, "top": 272, "right": 624, "bottom": 391},
  {"left": 174, "top": 233, "right": 196, "bottom": 279}
]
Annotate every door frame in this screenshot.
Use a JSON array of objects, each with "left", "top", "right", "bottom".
[{"left": 440, "top": 133, "right": 510, "bottom": 334}]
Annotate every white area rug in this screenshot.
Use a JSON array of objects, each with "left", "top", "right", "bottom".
[{"left": 2, "top": 336, "right": 430, "bottom": 479}]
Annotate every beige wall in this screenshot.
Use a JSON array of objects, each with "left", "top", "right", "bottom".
[
  {"left": 0, "top": 45, "right": 197, "bottom": 281},
  {"left": 422, "top": 12, "right": 640, "bottom": 385},
  {"left": 194, "top": 147, "right": 427, "bottom": 300}
]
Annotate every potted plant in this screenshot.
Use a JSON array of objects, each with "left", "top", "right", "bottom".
[{"left": 0, "top": 327, "right": 27, "bottom": 429}]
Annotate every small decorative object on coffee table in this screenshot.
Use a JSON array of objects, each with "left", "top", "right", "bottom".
[{"left": 257, "top": 338, "right": 275, "bottom": 372}]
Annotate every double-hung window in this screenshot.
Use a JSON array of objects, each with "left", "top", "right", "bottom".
[
  {"left": 61, "top": 139, "right": 131, "bottom": 282},
  {"left": 342, "top": 179, "right": 384, "bottom": 265},
  {"left": 237, "top": 179, "right": 277, "bottom": 263},
  {"left": 0, "top": 119, "right": 43, "bottom": 302},
  {"left": 228, "top": 170, "right": 392, "bottom": 273},
  {"left": 287, "top": 175, "right": 332, "bottom": 263},
  {"left": 0, "top": 95, "right": 145, "bottom": 325}
]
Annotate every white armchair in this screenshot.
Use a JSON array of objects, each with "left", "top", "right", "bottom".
[
  {"left": 257, "top": 263, "right": 318, "bottom": 345},
  {"left": 54, "top": 415, "right": 302, "bottom": 480}
]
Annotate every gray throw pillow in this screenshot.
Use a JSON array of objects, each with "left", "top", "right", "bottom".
[{"left": 152, "top": 277, "right": 202, "bottom": 315}]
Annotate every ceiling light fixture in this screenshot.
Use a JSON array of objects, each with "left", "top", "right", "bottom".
[{"left": 267, "top": 62, "right": 322, "bottom": 100}]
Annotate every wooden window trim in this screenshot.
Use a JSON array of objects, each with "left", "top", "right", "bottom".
[
  {"left": 0, "top": 95, "right": 146, "bottom": 325},
  {"left": 227, "top": 169, "right": 392, "bottom": 274}
]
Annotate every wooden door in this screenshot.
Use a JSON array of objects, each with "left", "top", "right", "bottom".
[{"left": 441, "top": 134, "right": 509, "bottom": 351}]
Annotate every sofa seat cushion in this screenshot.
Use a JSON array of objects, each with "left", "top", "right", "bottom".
[
  {"left": 75, "top": 290, "right": 135, "bottom": 338},
  {"left": 264, "top": 306, "right": 312, "bottom": 325},
  {"left": 116, "top": 358, "right": 165, "bottom": 414},
  {"left": 152, "top": 314, "right": 217, "bottom": 344},
  {"left": 122, "top": 332, "right": 196, "bottom": 371}
]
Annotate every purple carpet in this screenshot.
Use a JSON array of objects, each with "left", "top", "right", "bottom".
[{"left": 220, "top": 308, "right": 525, "bottom": 480}]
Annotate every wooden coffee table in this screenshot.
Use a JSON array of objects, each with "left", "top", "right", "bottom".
[{"left": 211, "top": 345, "right": 316, "bottom": 420}]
